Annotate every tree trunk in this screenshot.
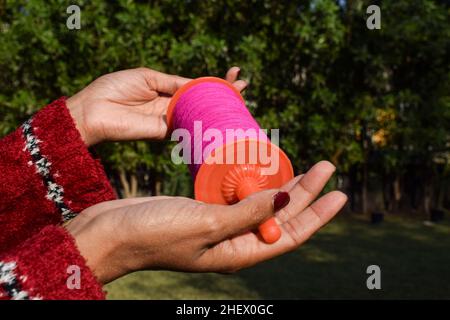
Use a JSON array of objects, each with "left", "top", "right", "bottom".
[
  {"left": 382, "top": 172, "right": 392, "bottom": 212},
  {"left": 361, "top": 122, "right": 369, "bottom": 215},
  {"left": 349, "top": 165, "right": 358, "bottom": 212},
  {"left": 424, "top": 186, "right": 431, "bottom": 216},
  {"left": 423, "top": 173, "right": 432, "bottom": 216},
  {"left": 155, "top": 180, "right": 162, "bottom": 196},
  {"left": 130, "top": 174, "right": 138, "bottom": 197},
  {"left": 148, "top": 169, "right": 157, "bottom": 196},
  {"left": 393, "top": 175, "right": 402, "bottom": 213},
  {"left": 119, "top": 169, "right": 138, "bottom": 198},
  {"left": 362, "top": 162, "right": 368, "bottom": 215}
]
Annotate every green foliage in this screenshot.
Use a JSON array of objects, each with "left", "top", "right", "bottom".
[{"left": 0, "top": 0, "right": 449, "bottom": 204}]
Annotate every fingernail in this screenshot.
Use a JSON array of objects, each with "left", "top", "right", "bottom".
[
  {"left": 273, "top": 191, "right": 290, "bottom": 212},
  {"left": 237, "top": 68, "right": 241, "bottom": 76}
]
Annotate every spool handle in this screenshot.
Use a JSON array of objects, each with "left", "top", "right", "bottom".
[{"left": 237, "top": 178, "right": 282, "bottom": 244}]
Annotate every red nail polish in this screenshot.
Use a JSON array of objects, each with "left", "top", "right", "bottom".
[{"left": 273, "top": 191, "right": 290, "bottom": 212}]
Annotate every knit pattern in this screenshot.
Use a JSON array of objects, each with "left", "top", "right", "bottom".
[
  {"left": 0, "top": 98, "right": 116, "bottom": 299},
  {"left": 22, "top": 119, "right": 76, "bottom": 222},
  {"left": 0, "top": 226, "right": 105, "bottom": 300},
  {"left": 0, "top": 261, "right": 36, "bottom": 300}
]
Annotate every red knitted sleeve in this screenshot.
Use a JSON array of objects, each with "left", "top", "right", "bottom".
[
  {"left": 0, "top": 97, "right": 116, "bottom": 252},
  {"left": 0, "top": 97, "right": 117, "bottom": 299},
  {"left": 0, "top": 225, "right": 105, "bottom": 300}
]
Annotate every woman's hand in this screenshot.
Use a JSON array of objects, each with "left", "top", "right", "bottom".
[
  {"left": 66, "top": 161, "right": 347, "bottom": 284},
  {"left": 66, "top": 67, "right": 246, "bottom": 146}
]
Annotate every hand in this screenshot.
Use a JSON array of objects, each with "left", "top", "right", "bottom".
[
  {"left": 66, "top": 67, "right": 247, "bottom": 146},
  {"left": 66, "top": 161, "right": 347, "bottom": 284}
]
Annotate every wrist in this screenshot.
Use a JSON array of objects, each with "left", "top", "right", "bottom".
[
  {"left": 66, "top": 94, "right": 91, "bottom": 146},
  {"left": 65, "top": 213, "right": 123, "bottom": 284}
]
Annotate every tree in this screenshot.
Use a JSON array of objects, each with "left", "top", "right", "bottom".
[{"left": 1, "top": 0, "right": 448, "bottom": 214}]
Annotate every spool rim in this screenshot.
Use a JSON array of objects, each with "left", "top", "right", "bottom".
[
  {"left": 194, "top": 138, "right": 294, "bottom": 204},
  {"left": 166, "top": 76, "right": 245, "bottom": 133}
]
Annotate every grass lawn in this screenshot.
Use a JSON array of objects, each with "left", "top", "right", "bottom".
[{"left": 105, "top": 214, "right": 450, "bottom": 299}]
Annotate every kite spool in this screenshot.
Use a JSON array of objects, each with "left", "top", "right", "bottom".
[{"left": 167, "top": 77, "right": 293, "bottom": 243}]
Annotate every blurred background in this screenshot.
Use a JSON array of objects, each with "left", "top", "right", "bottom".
[{"left": 0, "top": 0, "right": 449, "bottom": 299}]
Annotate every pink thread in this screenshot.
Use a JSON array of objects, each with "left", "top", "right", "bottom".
[{"left": 172, "top": 81, "right": 268, "bottom": 178}]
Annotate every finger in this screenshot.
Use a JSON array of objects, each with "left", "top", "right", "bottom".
[
  {"left": 279, "top": 174, "right": 304, "bottom": 192},
  {"left": 138, "top": 68, "right": 191, "bottom": 95},
  {"left": 201, "top": 191, "right": 347, "bottom": 272},
  {"left": 261, "top": 191, "right": 347, "bottom": 260},
  {"left": 280, "top": 191, "right": 348, "bottom": 246},
  {"left": 276, "top": 161, "right": 335, "bottom": 222},
  {"left": 108, "top": 111, "right": 168, "bottom": 141},
  {"left": 133, "top": 96, "right": 171, "bottom": 117},
  {"left": 211, "top": 189, "right": 289, "bottom": 242},
  {"left": 232, "top": 80, "right": 248, "bottom": 92},
  {"left": 225, "top": 67, "right": 247, "bottom": 92},
  {"left": 225, "top": 66, "right": 240, "bottom": 82}
]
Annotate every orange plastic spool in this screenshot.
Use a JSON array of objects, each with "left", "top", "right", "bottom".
[{"left": 167, "top": 77, "right": 294, "bottom": 244}]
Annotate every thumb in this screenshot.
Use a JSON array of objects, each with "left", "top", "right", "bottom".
[
  {"left": 213, "top": 189, "right": 290, "bottom": 241},
  {"left": 106, "top": 112, "right": 167, "bottom": 141},
  {"left": 138, "top": 68, "right": 191, "bottom": 95}
]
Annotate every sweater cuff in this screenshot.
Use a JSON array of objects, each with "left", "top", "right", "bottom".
[
  {"left": 0, "top": 225, "right": 105, "bottom": 300},
  {"left": 24, "top": 97, "right": 116, "bottom": 221}
]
